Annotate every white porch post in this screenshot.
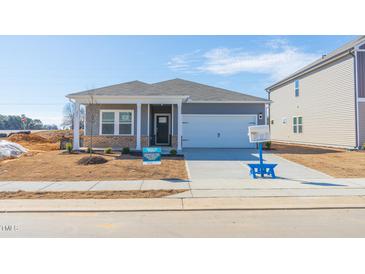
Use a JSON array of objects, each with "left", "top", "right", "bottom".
[
  {"left": 136, "top": 102, "right": 142, "bottom": 150},
  {"left": 177, "top": 102, "right": 182, "bottom": 151},
  {"left": 73, "top": 101, "right": 80, "bottom": 150},
  {"left": 147, "top": 104, "right": 150, "bottom": 146}
]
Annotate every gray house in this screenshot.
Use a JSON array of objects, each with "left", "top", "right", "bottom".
[
  {"left": 67, "top": 79, "right": 269, "bottom": 151},
  {"left": 266, "top": 36, "right": 365, "bottom": 149}
]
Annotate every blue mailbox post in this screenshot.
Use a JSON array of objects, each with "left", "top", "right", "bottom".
[{"left": 247, "top": 125, "right": 277, "bottom": 179}]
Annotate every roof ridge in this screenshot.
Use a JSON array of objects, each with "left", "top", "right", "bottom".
[{"left": 153, "top": 78, "right": 265, "bottom": 100}]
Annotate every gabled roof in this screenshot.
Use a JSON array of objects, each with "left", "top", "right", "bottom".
[
  {"left": 152, "top": 79, "right": 267, "bottom": 102},
  {"left": 67, "top": 80, "right": 160, "bottom": 97},
  {"left": 266, "top": 36, "right": 365, "bottom": 91},
  {"left": 67, "top": 78, "right": 269, "bottom": 103}
]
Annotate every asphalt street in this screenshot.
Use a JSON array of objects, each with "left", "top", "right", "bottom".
[{"left": 1, "top": 208, "right": 365, "bottom": 237}]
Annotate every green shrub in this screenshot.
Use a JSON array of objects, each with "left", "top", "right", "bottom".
[
  {"left": 104, "top": 147, "right": 112, "bottom": 154},
  {"left": 265, "top": 141, "right": 271, "bottom": 150},
  {"left": 87, "top": 147, "right": 93, "bottom": 153},
  {"left": 122, "top": 147, "right": 130, "bottom": 154},
  {"left": 170, "top": 149, "right": 177, "bottom": 155},
  {"left": 65, "top": 143, "right": 72, "bottom": 153}
]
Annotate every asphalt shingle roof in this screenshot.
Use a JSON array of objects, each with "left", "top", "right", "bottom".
[{"left": 67, "top": 78, "right": 268, "bottom": 102}]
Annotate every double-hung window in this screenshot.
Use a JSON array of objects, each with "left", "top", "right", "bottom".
[
  {"left": 101, "top": 112, "right": 115, "bottom": 135},
  {"left": 119, "top": 111, "right": 133, "bottom": 135},
  {"left": 100, "top": 110, "right": 134, "bottom": 135},
  {"left": 293, "top": 116, "right": 303, "bottom": 133},
  {"left": 295, "top": 80, "right": 299, "bottom": 97}
]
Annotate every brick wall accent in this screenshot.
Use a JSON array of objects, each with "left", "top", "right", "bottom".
[
  {"left": 141, "top": 136, "right": 149, "bottom": 148},
  {"left": 83, "top": 136, "right": 136, "bottom": 149}
]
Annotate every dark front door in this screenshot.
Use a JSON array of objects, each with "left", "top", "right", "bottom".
[{"left": 155, "top": 115, "right": 169, "bottom": 145}]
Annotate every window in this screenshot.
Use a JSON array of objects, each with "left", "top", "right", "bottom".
[
  {"left": 100, "top": 110, "right": 134, "bottom": 135},
  {"left": 119, "top": 111, "right": 133, "bottom": 135},
  {"left": 295, "top": 80, "right": 299, "bottom": 97},
  {"left": 101, "top": 112, "right": 115, "bottom": 135},
  {"left": 293, "top": 116, "right": 303, "bottom": 133}
]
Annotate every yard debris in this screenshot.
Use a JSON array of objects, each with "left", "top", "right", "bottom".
[
  {"left": 8, "top": 133, "right": 49, "bottom": 143},
  {"left": 0, "top": 140, "right": 28, "bottom": 160},
  {"left": 78, "top": 155, "right": 108, "bottom": 165},
  {"left": 6, "top": 130, "right": 81, "bottom": 151}
]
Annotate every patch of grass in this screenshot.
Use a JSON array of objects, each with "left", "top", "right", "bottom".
[
  {"left": 66, "top": 143, "right": 73, "bottom": 153},
  {"left": 104, "top": 147, "right": 112, "bottom": 154}
]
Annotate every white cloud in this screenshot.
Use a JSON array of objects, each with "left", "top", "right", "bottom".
[
  {"left": 167, "top": 50, "right": 201, "bottom": 73},
  {"left": 167, "top": 40, "right": 319, "bottom": 81}
]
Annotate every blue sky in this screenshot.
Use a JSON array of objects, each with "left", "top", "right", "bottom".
[{"left": 0, "top": 35, "right": 357, "bottom": 126}]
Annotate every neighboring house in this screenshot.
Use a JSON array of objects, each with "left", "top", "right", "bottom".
[
  {"left": 266, "top": 36, "right": 365, "bottom": 149},
  {"left": 66, "top": 78, "right": 269, "bottom": 150}
]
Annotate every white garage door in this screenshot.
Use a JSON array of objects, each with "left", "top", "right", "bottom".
[{"left": 182, "top": 115, "right": 257, "bottom": 148}]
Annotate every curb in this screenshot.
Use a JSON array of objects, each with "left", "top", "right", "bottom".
[{"left": 2, "top": 196, "right": 365, "bottom": 212}]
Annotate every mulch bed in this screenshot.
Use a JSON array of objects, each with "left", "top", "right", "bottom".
[
  {"left": 78, "top": 155, "right": 108, "bottom": 165},
  {"left": 0, "top": 189, "right": 186, "bottom": 199}
]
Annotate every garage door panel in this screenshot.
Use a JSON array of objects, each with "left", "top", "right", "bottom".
[{"left": 182, "top": 115, "right": 256, "bottom": 148}]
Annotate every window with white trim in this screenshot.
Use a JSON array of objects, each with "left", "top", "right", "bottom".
[
  {"left": 119, "top": 111, "right": 133, "bottom": 135},
  {"left": 294, "top": 80, "right": 299, "bottom": 97},
  {"left": 101, "top": 112, "right": 115, "bottom": 135},
  {"left": 293, "top": 116, "right": 303, "bottom": 133},
  {"left": 100, "top": 110, "right": 134, "bottom": 135}
]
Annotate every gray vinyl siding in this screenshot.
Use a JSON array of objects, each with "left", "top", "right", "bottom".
[
  {"left": 172, "top": 104, "right": 178, "bottom": 136},
  {"left": 141, "top": 104, "right": 148, "bottom": 135},
  {"left": 85, "top": 104, "right": 138, "bottom": 136},
  {"left": 357, "top": 51, "right": 365, "bottom": 98},
  {"left": 182, "top": 103, "right": 266, "bottom": 125},
  {"left": 358, "top": 102, "right": 365, "bottom": 146},
  {"left": 269, "top": 54, "right": 356, "bottom": 148},
  {"left": 85, "top": 103, "right": 267, "bottom": 136}
]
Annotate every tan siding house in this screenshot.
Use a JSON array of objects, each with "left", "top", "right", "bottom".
[{"left": 267, "top": 36, "right": 365, "bottom": 149}]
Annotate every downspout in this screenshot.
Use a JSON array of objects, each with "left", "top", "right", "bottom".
[{"left": 266, "top": 89, "right": 271, "bottom": 131}]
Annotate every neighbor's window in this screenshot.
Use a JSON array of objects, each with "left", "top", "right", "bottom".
[
  {"left": 101, "top": 112, "right": 115, "bottom": 135},
  {"left": 293, "top": 116, "right": 303, "bottom": 133},
  {"left": 295, "top": 80, "right": 299, "bottom": 97},
  {"left": 119, "top": 111, "right": 133, "bottom": 135}
]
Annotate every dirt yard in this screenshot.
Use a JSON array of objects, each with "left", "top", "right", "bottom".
[
  {"left": 0, "top": 189, "right": 186, "bottom": 199},
  {"left": 271, "top": 143, "right": 365, "bottom": 178},
  {"left": 0, "top": 151, "right": 188, "bottom": 181},
  {"left": 7, "top": 130, "right": 73, "bottom": 151}
]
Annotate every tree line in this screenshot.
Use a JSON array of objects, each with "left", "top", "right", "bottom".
[{"left": 0, "top": 114, "right": 58, "bottom": 130}]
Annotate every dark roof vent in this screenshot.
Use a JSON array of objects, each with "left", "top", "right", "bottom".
[{"left": 322, "top": 54, "right": 327, "bottom": 59}]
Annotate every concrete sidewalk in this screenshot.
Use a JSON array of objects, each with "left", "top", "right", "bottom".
[
  {"left": 2, "top": 196, "right": 365, "bottom": 212},
  {"left": 2, "top": 178, "right": 365, "bottom": 198},
  {"left": 0, "top": 180, "right": 190, "bottom": 192}
]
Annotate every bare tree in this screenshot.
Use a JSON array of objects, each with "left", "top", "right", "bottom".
[
  {"left": 87, "top": 95, "right": 95, "bottom": 157},
  {"left": 61, "top": 101, "right": 85, "bottom": 130}
]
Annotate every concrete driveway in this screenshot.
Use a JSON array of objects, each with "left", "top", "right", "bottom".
[{"left": 183, "top": 148, "right": 332, "bottom": 181}]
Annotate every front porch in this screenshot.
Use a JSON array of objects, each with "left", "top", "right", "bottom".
[{"left": 71, "top": 96, "right": 187, "bottom": 151}]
